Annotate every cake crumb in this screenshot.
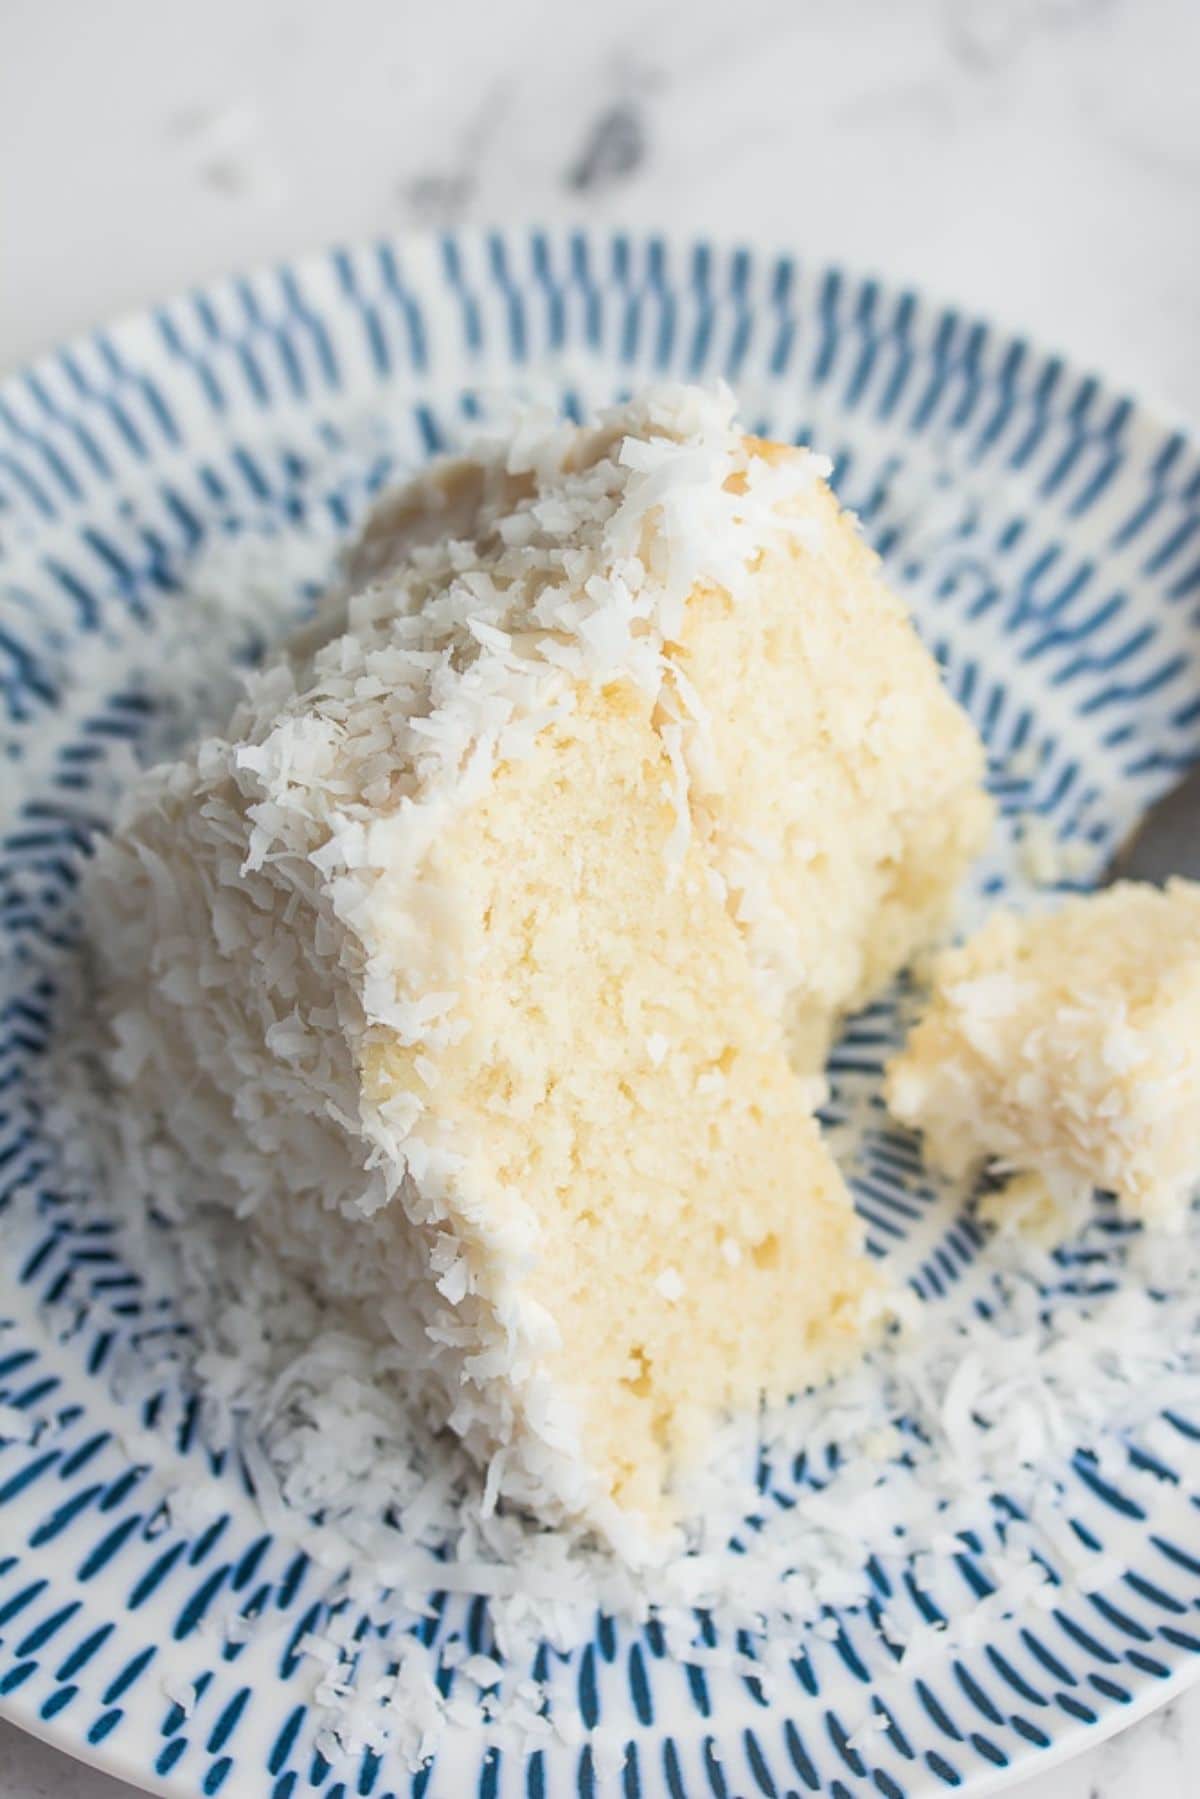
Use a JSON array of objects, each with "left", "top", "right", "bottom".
[
  {"left": 888, "top": 879, "right": 1200, "bottom": 1230},
  {"left": 1017, "top": 814, "right": 1063, "bottom": 886},
  {"left": 1006, "top": 740, "right": 1041, "bottom": 781}
]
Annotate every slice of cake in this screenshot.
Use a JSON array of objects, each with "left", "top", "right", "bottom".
[
  {"left": 886, "top": 880, "right": 1200, "bottom": 1234},
  {"left": 87, "top": 386, "right": 990, "bottom": 1540}
]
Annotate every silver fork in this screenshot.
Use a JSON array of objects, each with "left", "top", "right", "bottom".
[{"left": 1106, "top": 764, "right": 1200, "bottom": 883}]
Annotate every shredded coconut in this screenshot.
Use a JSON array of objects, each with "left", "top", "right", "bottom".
[
  {"left": 32, "top": 1017, "right": 1200, "bottom": 1776},
  {"left": 16, "top": 393, "right": 1197, "bottom": 1779},
  {"left": 81, "top": 384, "right": 843, "bottom": 1543},
  {"left": 655, "top": 1266, "right": 685, "bottom": 1303}
]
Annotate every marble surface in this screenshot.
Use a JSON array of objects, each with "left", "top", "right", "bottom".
[{"left": 1, "top": 0, "right": 1197, "bottom": 1794}]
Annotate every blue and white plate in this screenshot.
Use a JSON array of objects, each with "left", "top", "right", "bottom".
[{"left": 2, "top": 228, "right": 1200, "bottom": 1798}]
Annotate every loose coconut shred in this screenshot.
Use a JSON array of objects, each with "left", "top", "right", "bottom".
[
  {"left": 19, "top": 396, "right": 1200, "bottom": 1777},
  {"left": 38, "top": 1058, "right": 1200, "bottom": 1774}
]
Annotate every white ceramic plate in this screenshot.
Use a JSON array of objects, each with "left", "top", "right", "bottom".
[{"left": 2, "top": 227, "right": 1199, "bottom": 1798}]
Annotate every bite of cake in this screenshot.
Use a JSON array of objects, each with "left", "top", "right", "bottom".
[
  {"left": 886, "top": 879, "right": 1200, "bottom": 1235},
  {"left": 86, "top": 386, "right": 991, "bottom": 1541}
]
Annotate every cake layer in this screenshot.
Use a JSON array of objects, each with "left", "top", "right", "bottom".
[{"left": 361, "top": 684, "right": 873, "bottom": 1522}]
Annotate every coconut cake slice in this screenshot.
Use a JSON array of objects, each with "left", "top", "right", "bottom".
[{"left": 87, "top": 386, "right": 990, "bottom": 1540}]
